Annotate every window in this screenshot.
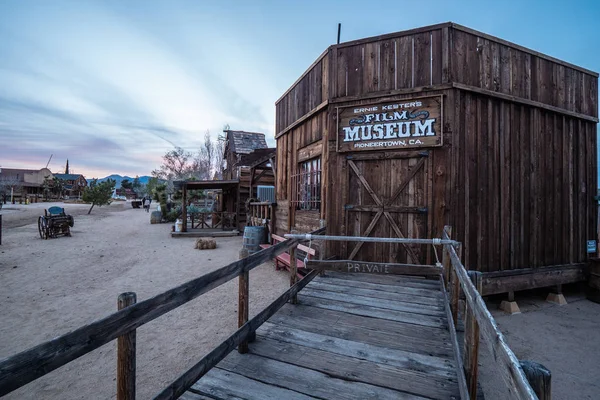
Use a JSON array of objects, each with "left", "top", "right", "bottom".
[{"left": 292, "top": 157, "right": 321, "bottom": 210}]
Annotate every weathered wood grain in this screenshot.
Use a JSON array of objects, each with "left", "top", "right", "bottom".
[
  {"left": 324, "top": 271, "right": 440, "bottom": 288},
  {"left": 153, "top": 270, "right": 319, "bottom": 400},
  {"left": 218, "top": 352, "right": 427, "bottom": 400},
  {"left": 305, "top": 279, "right": 442, "bottom": 306},
  {"left": 480, "top": 264, "right": 586, "bottom": 296},
  {"left": 191, "top": 368, "right": 315, "bottom": 400},
  {"left": 276, "top": 302, "right": 450, "bottom": 339},
  {"left": 307, "top": 260, "right": 442, "bottom": 276},
  {"left": 268, "top": 307, "right": 453, "bottom": 358},
  {"left": 300, "top": 287, "right": 445, "bottom": 317},
  {"left": 249, "top": 337, "right": 460, "bottom": 400},
  {"left": 318, "top": 275, "right": 443, "bottom": 298},
  {"left": 116, "top": 293, "right": 136, "bottom": 400},
  {"left": 297, "top": 294, "right": 446, "bottom": 328}
]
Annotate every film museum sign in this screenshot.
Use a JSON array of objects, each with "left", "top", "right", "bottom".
[{"left": 337, "top": 96, "right": 443, "bottom": 152}]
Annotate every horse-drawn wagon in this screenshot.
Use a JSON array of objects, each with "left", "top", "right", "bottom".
[{"left": 38, "top": 206, "right": 74, "bottom": 239}]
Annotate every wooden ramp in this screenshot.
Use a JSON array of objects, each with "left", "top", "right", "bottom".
[{"left": 183, "top": 272, "right": 461, "bottom": 400}]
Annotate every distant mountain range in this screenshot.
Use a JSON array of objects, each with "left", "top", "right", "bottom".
[{"left": 87, "top": 174, "right": 152, "bottom": 188}]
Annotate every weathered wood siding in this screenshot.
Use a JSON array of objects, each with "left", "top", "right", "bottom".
[
  {"left": 447, "top": 90, "right": 597, "bottom": 271},
  {"left": 450, "top": 26, "right": 598, "bottom": 118},
  {"left": 331, "top": 28, "right": 447, "bottom": 98},
  {"left": 276, "top": 22, "right": 598, "bottom": 273},
  {"left": 276, "top": 52, "right": 329, "bottom": 135}
]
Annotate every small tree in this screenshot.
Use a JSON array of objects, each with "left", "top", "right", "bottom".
[
  {"left": 120, "top": 179, "right": 133, "bottom": 190},
  {"left": 82, "top": 179, "right": 116, "bottom": 214}
]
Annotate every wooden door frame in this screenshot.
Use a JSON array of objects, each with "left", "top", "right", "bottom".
[{"left": 344, "top": 151, "right": 431, "bottom": 263}]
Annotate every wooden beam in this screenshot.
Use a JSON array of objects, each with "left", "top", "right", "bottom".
[
  {"left": 252, "top": 169, "right": 270, "bottom": 186},
  {"left": 306, "top": 260, "right": 442, "bottom": 276},
  {"left": 439, "top": 274, "right": 470, "bottom": 400},
  {"left": 345, "top": 150, "right": 429, "bottom": 161},
  {"left": 480, "top": 264, "right": 586, "bottom": 296},
  {"left": 297, "top": 141, "right": 323, "bottom": 163},
  {"left": 330, "top": 84, "right": 453, "bottom": 105},
  {"left": 0, "top": 238, "right": 301, "bottom": 397},
  {"left": 453, "top": 82, "right": 599, "bottom": 123},
  {"left": 154, "top": 270, "right": 320, "bottom": 400}
]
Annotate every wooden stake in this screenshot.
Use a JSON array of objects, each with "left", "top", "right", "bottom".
[
  {"left": 289, "top": 247, "right": 298, "bottom": 304},
  {"left": 238, "top": 270, "right": 250, "bottom": 353},
  {"left": 520, "top": 360, "right": 551, "bottom": 400},
  {"left": 117, "top": 292, "right": 136, "bottom": 400}
]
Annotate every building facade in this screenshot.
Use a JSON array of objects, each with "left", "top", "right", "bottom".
[{"left": 274, "top": 22, "right": 598, "bottom": 292}]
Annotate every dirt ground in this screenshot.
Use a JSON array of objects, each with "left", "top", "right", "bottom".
[
  {"left": 0, "top": 201, "right": 289, "bottom": 399},
  {"left": 479, "top": 288, "right": 600, "bottom": 400},
  {"left": 1, "top": 202, "right": 599, "bottom": 399}
]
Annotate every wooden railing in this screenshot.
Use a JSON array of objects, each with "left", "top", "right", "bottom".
[
  {"left": 247, "top": 201, "right": 275, "bottom": 233},
  {"left": 0, "top": 233, "right": 325, "bottom": 399},
  {"left": 189, "top": 211, "right": 236, "bottom": 230},
  {"left": 442, "top": 226, "right": 550, "bottom": 400}
]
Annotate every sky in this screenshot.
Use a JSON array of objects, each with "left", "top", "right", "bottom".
[{"left": 0, "top": 0, "right": 598, "bottom": 178}]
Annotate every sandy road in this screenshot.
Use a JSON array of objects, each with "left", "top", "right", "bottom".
[{"left": 0, "top": 202, "right": 288, "bottom": 399}]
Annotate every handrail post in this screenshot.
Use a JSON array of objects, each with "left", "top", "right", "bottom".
[
  {"left": 238, "top": 249, "right": 251, "bottom": 353},
  {"left": 465, "top": 271, "right": 482, "bottom": 399},
  {"left": 117, "top": 292, "right": 137, "bottom": 400},
  {"left": 290, "top": 246, "right": 298, "bottom": 304},
  {"left": 520, "top": 360, "right": 551, "bottom": 400},
  {"left": 442, "top": 226, "right": 452, "bottom": 286}
]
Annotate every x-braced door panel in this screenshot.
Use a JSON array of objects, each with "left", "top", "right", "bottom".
[{"left": 344, "top": 151, "right": 430, "bottom": 264}]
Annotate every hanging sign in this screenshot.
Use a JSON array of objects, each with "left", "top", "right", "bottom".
[{"left": 337, "top": 96, "right": 443, "bottom": 152}]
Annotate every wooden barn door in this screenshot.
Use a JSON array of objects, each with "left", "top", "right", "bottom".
[{"left": 344, "top": 151, "right": 430, "bottom": 264}]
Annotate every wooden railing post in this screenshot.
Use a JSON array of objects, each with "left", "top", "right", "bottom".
[
  {"left": 520, "top": 360, "right": 551, "bottom": 400},
  {"left": 238, "top": 249, "right": 251, "bottom": 353},
  {"left": 465, "top": 271, "right": 482, "bottom": 399},
  {"left": 290, "top": 246, "right": 298, "bottom": 304},
  {"left": 442, "top": 226, "right": 452, "bottom": 286},
  {"left": 117, "top": 292, "right": 137, "bottom": 400}
]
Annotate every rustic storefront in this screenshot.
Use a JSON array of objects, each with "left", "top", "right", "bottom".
[{"left": 274, "top": 22, "right": 598, "bottom": 294}]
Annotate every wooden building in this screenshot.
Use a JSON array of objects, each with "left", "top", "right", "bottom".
[
  {"left": 54, "top": 173, "right": 87, "bottom": 198},
  {"left": 223, "top": 130, "right": 276, "bottom": 229},
  {"left": 274, "top": 22, "right": 598, "bottom": 292}
]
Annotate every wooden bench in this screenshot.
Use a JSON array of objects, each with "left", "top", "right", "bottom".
[{"left": 260, "top": 234, "right": 316, "bottom": 277}]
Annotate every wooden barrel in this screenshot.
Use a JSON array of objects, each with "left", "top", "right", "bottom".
[
  {"left": 150, "top": 211, "right": 162, "bottom": 224},
  {"left": 587, "top": 258, "right": 600, "bottom": 304},
  {"left": 242, "top": 226, "right": 265, "bottom": 254}
]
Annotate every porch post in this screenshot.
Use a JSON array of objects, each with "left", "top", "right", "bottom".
[{"left": 182, "top": 184, "right": 188, "bottom": 232}]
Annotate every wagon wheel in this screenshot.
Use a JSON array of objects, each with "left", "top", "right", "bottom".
[{"left": 38, "top": 216, "right": 48, "bottom": 240}]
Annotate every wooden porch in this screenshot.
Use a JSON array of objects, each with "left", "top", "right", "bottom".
[{"left": 183, "top": 271, "right": 461, "bottom": 400}]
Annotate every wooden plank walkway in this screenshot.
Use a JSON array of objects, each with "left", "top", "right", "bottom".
[{"left": 183, "top": 272, "right": 461, "bottom": 400}]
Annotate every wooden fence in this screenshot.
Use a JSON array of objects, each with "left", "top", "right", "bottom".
[
  {"left": 0, "top": 231, "right": 325, "bottom": 399},
  {"left": 189, "top": 211, "right": 236, "bottom": 230},
  {"left": 442, "top": 226, "right": 550, "bottom": 400},
  {"left": 247, "top": 201, "right": 275, "bottom": 234}
]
